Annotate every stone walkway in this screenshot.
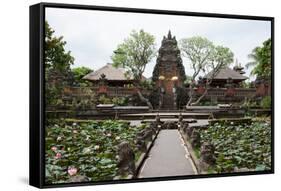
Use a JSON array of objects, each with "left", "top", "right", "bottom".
[{"left": 138, "top": 130, "right": 197, "bottom": 178}]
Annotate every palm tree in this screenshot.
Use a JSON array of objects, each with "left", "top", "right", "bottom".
[{"left": 246, "top": 39, "right": 271, "bottom": 78}]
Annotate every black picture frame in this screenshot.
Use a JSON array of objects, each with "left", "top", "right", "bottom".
[{"left": 30, "top": 2, "right": 274, "bottom": 188}]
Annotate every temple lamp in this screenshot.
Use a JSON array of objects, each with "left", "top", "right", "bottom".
[
  {"left": 159, "top": 75, "right": 165, "bottom": 80},
  {"left": 158, "top": 76, "right": 165, "bottom": 93},
  {"left": 171, "top": 76, "right": 178, "bottom": 93}
]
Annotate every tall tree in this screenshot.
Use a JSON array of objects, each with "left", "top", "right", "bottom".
[
  {"left": 179, "top": 36, "right": 234, "bottom": 106},
  {"left": 45, "top": 22, "right": 74, "bottom": 105},
  {"left": 180, "top": 36, "right": 214, "bottom": 80},
  {"left": 111, "top": 29, "right": 157, "bottom": 109},
  {"left": 192, "top": 45, "right": 234, "bottom": 105},
  {"left": 246, "top": 38, "right": 271, "bottom": 78}
]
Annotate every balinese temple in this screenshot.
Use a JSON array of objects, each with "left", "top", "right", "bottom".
[
  {"left": 152, "top": 30, "right": 186, "bottom": 109},
  {"left": 83, "top": 63, "right": 143, "bottom": 87},
  {"left": 202, "top": 66, "right": 247, "bottom": 88}
]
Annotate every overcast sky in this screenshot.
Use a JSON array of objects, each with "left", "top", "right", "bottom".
[{"left": 46, "top": 7, "right": 271, "bottom": 81}]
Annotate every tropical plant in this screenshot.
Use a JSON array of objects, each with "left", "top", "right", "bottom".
[{"left": 246, "top": 39, "right": 271, "bottom": 78}]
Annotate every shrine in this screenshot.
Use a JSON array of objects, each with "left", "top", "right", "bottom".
[{"left": 152, "top": 31, "right": 186, "bottom": 109}]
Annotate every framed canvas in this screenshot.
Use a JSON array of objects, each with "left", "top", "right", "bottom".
[{"left": 29, "top": 2, "right": 274, "bottom": 188}]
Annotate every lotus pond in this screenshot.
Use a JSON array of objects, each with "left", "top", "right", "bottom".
[
  {"left": 199, "top": 119, "right": 271, "bottom": 173},
  {"left": 45, "top": 119, "right": 145, "bottom": 184}
]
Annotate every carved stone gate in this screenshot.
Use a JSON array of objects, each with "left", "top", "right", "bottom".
[{"left": 152, "top": 31, "right": 186, "bottom": 110}]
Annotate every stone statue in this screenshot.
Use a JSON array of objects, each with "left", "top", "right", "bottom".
[
  {"left": 149, "top": 122, "right": 158, "bottom": 134},
  {"left": 186, "top": 126, "right": 195, "bottom": 137},
  {"left": 135, "top": 137, "right": 147, "bottom": 152},
  {"left": 162, "top": 121, "right": 178, "bottom": 129},
  {"left": 182, "top": 122, "right": 189, "bottom": 133},
  {"left": 199, "top": 142, "right": 216, "bottom": 171},
  {"left": 190, "top": 129, "right": 201, "bottom": 148},
  {"left": 116, "top": 142, "right": 135, "bottom": 176},
  {"left": 137, "top": 128, "right": 153, "bottom": 142},
  {"left": 155, "top": 114, "right": 161, "bottom": 125}
]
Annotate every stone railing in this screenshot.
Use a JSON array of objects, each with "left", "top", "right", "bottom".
[
  {"left": 199, "top": 88, "right": 256, "bottom": 98},
  {"left": 63, "top": 86, "right": 258, "bottom": 102},
  {"left": 107, "top": 87, "right": 136, "bottom": 97}
]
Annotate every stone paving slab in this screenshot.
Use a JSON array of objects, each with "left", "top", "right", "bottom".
[
  {"left": 122, "top": 112, "right": 211, "bottom": 116},
  {"left": 138, "top": 130, "right": 197, "bottom": 178},
  {"left": 188, "top": 119, "right": 209, "bottom": 127},
  {"left": 130, "top": 119, "right": 209, "bottom": 127}
]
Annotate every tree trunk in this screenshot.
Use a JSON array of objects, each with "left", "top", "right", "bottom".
[
  {"left": 136, "top": 89, "right": 153, "bottom": 110},
  {"left": 191, "top": 89, "right": 208, "bottom": 106},
  {"left": 186, "top": 85, "right": 194, "bottom": 107}
]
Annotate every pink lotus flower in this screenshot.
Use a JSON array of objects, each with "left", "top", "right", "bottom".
[
  {"left": 68, "top": 167, "right": 78, "bottom": 176},
  {"left": 55, "top": 152, "right": 62, "bottom": 159},
  {"left": 51, "top": 146, "right": 57, "bottom": 152}
]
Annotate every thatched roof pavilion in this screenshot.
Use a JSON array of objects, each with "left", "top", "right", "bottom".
[
  {"left": 83, "top": 63, "right": 145, "bottom": 87},
  {"left": 203, "top": 67, "right": 248, "bottom": 87}
]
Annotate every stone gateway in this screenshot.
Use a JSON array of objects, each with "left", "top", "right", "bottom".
[{"left": 152, "top": 31, "right": 186, "bottom": 110}]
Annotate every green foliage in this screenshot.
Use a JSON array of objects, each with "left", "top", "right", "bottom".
[
  {"left": 184, "top": 75, "right": 193, "bottom": 86},
  {"left": 241, "top": 81, "right": 253, "bottom": 88},
  {"left": 111, "top": 29, "right": 157, "bottom": 82},
  {"left": 98, "top": 95, "right": 128, "bottom": 106},
  {"left": 98, "top": 95, "right": 112, "bottom": 104},
  {"left": 111, "top": 97, "right": 128, "bottom": 106},
  {"left": 179, "top": 36, "right": 234, "bottom": 106},
  {"left": 247, "top": 39, "right": 271, "bottom": 78},
  {"left": 211, "top": 46, "right": 234, "bottom": 69},
  {"left": 199, "top": 121, "right": 271, "bottom": 173},
  {"left": 175, "top": 86, "right": 188, "bottom": 108},
  {"left": 45, "top": 21, "right": 74, "bottom": 106},
  {"left": 140, "top": 80, "right": 154, "bottom": 90},
  {"left": 71, "top": 66, "right": 93, "bottom": 87},
  {"left": 179, "top": 36, "right": 234, "bottom": 81},
  {"left": 261, "top": 96, "right": 271, "bottom": 108},
  {"left": 179, "top": 36, "right": 214, "bottom": 80},
  {"left": 242, "top": 98, "right": 258, "bottom": 109},
  {"left": 45, "top": 22, "right": 74, "bottom": 72},
  {"left": 198, "top": 101, "right": 212, "bottom": 106},
  {"left": 45, "top": 120, "right": 146, "bottom": 184}
]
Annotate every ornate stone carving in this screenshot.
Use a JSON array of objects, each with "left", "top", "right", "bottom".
[
  {"left": 149, "top": 122, "right": 158, "bottom": 134},
  {"left": 162, "top": 121, "right": 178, "bottom": 129},
  {"left": 116, "top": 142, "right": 135, "bottom": 176},
  {"left": 151, "top": 31, "right": 186, "bottom": 109},
  {"left": 190, "top": 129, "right": 201, "bottom": 148},
  {"left": 199, "top": 142, "right": 216, "bottom": 171},
  {"left": 135, "top": 137, "right": 147, "bottom": 152},
  {"left": 182, "top": 122, "right": 189, "bottom": 133}
]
